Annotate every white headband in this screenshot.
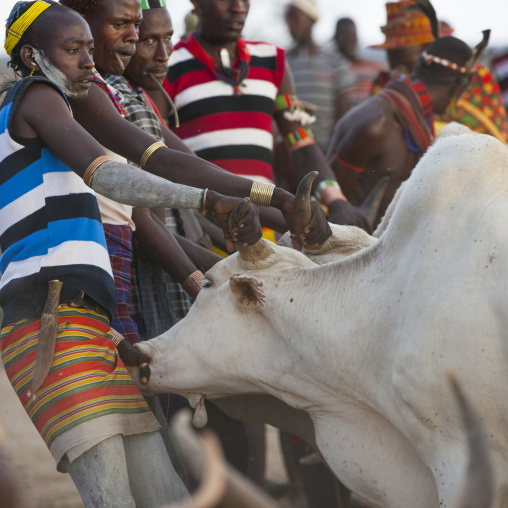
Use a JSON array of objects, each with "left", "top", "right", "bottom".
[
  {"left": 422, "top": 51, "right": 472, "bottom": 74},
  {"left": 288, "top": 0, "right": 320, "bottom": 22}
]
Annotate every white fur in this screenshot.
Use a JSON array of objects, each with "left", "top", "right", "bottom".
[{"left": 137, "top": 128, "right": 508, "bottom": 508}]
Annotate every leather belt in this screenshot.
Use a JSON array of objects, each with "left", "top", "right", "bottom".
[{"left": 68, "top": 291, "right": 111, "bottom": 320}]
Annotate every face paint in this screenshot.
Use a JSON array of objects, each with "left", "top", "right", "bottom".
[{"left": 33, "top": 48, "right": 79, "bottom": 100}]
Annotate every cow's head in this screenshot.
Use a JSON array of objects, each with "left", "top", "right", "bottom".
[
  {"left": 134, "top": 239, "right": 315, "bottom": 425},
  {"left": 134, "top": 174, "right": 330, "bottom": 425}
]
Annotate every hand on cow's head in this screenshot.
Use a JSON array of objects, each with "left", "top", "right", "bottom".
[
  {"left": 229, "top": 274, "right": 266, "bottom": 310},
  {"left": 208, "top": 193, "right": 262, "bottom": 253}
]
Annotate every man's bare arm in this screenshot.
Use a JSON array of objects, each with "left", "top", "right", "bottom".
[
  {"left": 72, "top": 83, "right": 330, "bottom": 245},
  {"left": 326, "top": 97, "right": 391, "bottom": 197},
  {"left": 275, "top": 61, "right": 369, "bottom": 229}
]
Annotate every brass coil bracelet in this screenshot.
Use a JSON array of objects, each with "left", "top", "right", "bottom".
[
  {"left": 140, "top": 141, "right": 166, "bottom": 168},
  {"left": 249, "top": 181, "right": 275, "bottom": 207}
]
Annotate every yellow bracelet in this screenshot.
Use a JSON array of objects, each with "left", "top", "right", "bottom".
[
  {"left": 83, "top": 156, "right": 112, "bottom": 187},
  {"left": 249, "top": 181, "right": 275, "bottom": 207},
  {"left": 140, "top": 142, "right": 166, "bottom": 168}
]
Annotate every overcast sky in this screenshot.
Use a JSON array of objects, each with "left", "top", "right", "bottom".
[{"left": 1, "top": 0, "right": 507, "bottom": 59}]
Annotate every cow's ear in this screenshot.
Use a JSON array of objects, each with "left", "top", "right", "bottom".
[{"left": 229, "top": 274, "right": 266, "bottom": 310}]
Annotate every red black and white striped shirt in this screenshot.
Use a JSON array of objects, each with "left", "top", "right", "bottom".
[{"left": 164, "top": 38, "right": 286, "bottom": 183}]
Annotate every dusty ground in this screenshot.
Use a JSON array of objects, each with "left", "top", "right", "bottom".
[
  {"left": 0, "top": 363, "right": 84, "bottom": 508},
  {"left": 0, "top": 362, "right": 291, "bottom": 508}
]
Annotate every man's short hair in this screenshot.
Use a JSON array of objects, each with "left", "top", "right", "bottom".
[{"left": 59, "top": 0, "right": 98, "bottom": 15}]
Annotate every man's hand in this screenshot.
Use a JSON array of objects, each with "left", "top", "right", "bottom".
[
  {"left": 117, "top": 340, "right": 151, "bottom": 384},
  {"left": 327, "top": 199, "right": 372, "bottom": 233},
  {"left": 209, "top": 193, "right": 263, "bottom": 253},
  {"left": 281, "top": 198, "right": 332, "bottom": 250}
]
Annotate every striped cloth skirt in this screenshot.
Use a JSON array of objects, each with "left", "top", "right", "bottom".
[{"left": 0, "top": 306, "right": 160, "bottom": 471}]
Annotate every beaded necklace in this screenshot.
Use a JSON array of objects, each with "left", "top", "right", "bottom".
[
  {"left": 184, "top": 32, "right": 251, "bottom": 95},
  {"left": 92, "top": 71, "right": 126, "bottom": 116}
]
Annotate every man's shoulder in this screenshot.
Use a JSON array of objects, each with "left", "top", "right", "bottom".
[
  {"left": 337, "top": 97, "right": 393, "bottom": 139},
  {"left": 168, "top": 41, "right": 196, "bottom": 68}
]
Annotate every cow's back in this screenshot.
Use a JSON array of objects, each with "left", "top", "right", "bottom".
[{"left": 372, "top": 127, "right": 508, "bottom": 490}]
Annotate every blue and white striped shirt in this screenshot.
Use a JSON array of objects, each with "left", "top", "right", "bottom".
[{"left": 0, "top": 77, "right": 116, "bottom": 325}]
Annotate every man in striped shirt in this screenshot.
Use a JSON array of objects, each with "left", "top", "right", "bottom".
[
  {"left": 157, "top": 0, "right": 370, "bottom": 231},
  {"left": 285, "top": 0, "right": 355, "bottom": 150}
]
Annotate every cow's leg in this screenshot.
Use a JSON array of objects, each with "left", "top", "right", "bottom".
[
  {"left": 313, "top": 409, "right": 439, "bottom": 508},
  {"left": 210, "top": 394, "right": 317, "bottom": 449}
]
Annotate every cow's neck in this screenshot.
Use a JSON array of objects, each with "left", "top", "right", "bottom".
[{"left": 255, "top": 245, "right": 395, "bottom": 416}]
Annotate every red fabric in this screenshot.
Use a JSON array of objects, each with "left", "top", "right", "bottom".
[
  {"left": 164, "top": 39, "right": 286, "bottom": 182},
  {"left": 142, "top": 89, "right": 166, "bottom": 124},
  {"left": 381, "top": 76, "right": 434, "bottom": 153},
  {"left": 174, "top": 111, "right": 272, "bottom": 139},
  {"left": 212, "top": 159, "right": 273, "bottom": 181}
]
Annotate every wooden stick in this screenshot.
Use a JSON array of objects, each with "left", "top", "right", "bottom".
[{"left": 113, "top": 51, "right": 125, "bottom": 71}]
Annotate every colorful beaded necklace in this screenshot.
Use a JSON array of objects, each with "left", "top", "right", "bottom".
[{"left": 92, "top": 71, "right": 126, "bottom": 116}]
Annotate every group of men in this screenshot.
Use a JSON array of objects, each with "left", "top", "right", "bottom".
[{"left": 0, "top": 0, "right": 505, "bottom": 507}]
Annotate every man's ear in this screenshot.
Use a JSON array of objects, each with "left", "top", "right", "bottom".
[
  {"left": 229, "top": 274, "right": 266, "bottom": 310},
  {"left": 19, "top": 45, "right": 39, "bottom": 73}
]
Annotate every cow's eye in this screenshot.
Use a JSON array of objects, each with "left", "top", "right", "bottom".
[{"left": 202, "top": 279, "right": 213, "bottom": 288}]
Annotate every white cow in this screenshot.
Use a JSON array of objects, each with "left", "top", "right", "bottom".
[{"left": 136, "top": 124, "right": 508, "bottom": 508}]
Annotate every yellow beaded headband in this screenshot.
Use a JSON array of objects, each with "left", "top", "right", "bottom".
[{"left": 5, "top": 1, "right": 51, "bottom": 57}]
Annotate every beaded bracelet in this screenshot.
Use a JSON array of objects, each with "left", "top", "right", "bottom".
[
  {"left": 182, "top": 270, "right": 205, "bottom": 300},
  {"left": 314, "top": 179, "right": 340, "bottom": 200},
  {"left": 83, "top": 156, "right": 112, "bottom": 187},
  {"left": 140, "top": 141, "right": 166, "bottom": 168},
  {"left": 250, "top": 181, "right": 275, "bottom": 207},
  {"left": 274, "top": 93, "right": 299, "bottom": 112},
  {"left": 285, "top": 127, "right": 315, "bottom": 152}
]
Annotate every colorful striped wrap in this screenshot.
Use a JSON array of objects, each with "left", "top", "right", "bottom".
[{"left": 1, "top": 306, "right": 160, "bottom": 470}]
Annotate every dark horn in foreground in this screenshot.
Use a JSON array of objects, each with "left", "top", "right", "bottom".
[{"left": 293, "top": 171, "right": 318, "bottom": 240}]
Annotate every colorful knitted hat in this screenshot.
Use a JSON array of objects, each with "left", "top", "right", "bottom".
[
  {"left": 141, "top": 0, "right": 166, "bottom": 9},
  {"left": 369, "top": 1, "right": 435, "bottom": 50}
]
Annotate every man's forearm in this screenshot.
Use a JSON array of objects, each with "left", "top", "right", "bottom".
[
  {"left": 174, "top": 235, "right": 222, "bottom": 273},
  {"left": 290, "top": 144, "right": 346, "bottom": 201},
  {"left": 91, "top": 160, "right": 204, "bottom": 209},
  {"left": 146, "top": 148, "right": 254, "bottom": 198},
  {"left": 257, "top": 207, "right": 289, "bottom": 233},
  {"left": 132, "top": 208, "right": 197, "bottom": 284}
]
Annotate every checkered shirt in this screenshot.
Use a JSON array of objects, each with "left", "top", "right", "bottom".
[{"left": 105, "top": 74, "right": 193, "bottom": 339}]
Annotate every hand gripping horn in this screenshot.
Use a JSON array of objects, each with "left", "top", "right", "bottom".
[{"left": 228, "top": 198, "right": 274, "bottom": 262}]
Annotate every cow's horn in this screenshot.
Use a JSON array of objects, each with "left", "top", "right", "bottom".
[
  {"left": 360, "top": 176, "right": 390, "bottom": 226},
  {"left": 293, "top": 171, "right": 318, "bottom": 239},
  {"left": 229, "top": 197, "right": 273, "bottom": 261}
]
